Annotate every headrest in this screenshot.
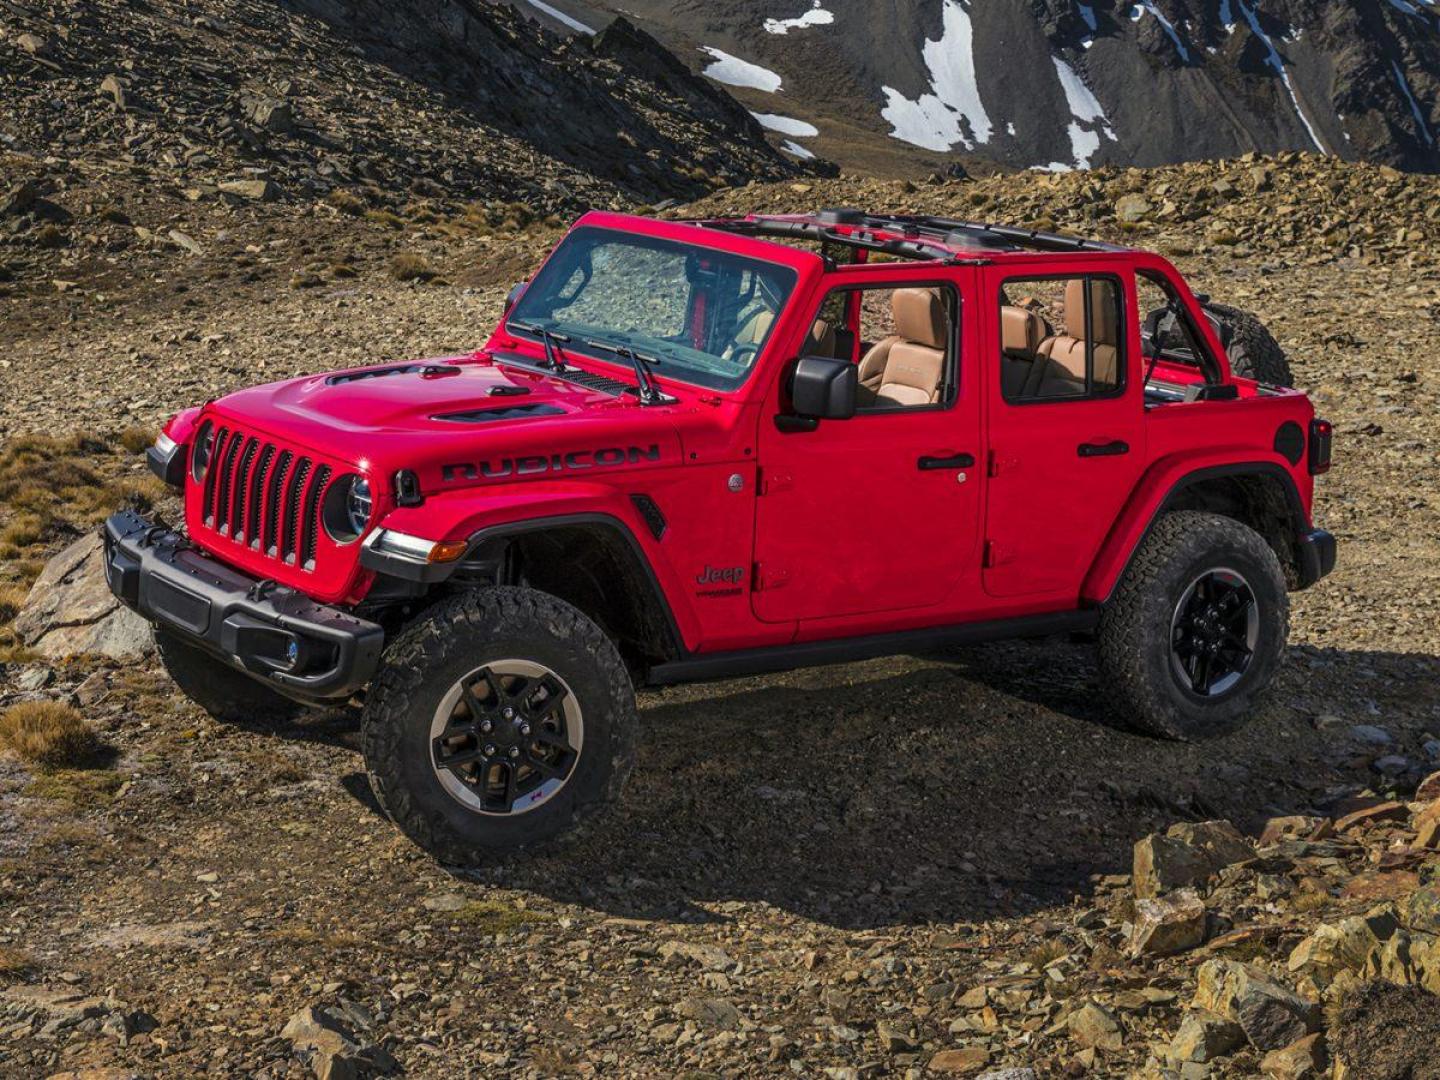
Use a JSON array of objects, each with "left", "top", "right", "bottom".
[
  {"left": 1063, "top": 279, "right": 1120, "bottom": 347},
  {"left": 1001, "top": 305, "right": 1043, "bottom": 355},
  {"left": 891, "top": 288, "right": 947, "bottom": 350}
]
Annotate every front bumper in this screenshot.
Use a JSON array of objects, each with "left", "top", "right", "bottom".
[
  {"left": 1295, "top": 527, "right": 1337, "bottom": 590},
  {"left": 104, "top": 509, "right": 384, "bottom": 702}
]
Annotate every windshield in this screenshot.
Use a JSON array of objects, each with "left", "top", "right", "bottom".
[{"left": 508, "top": 226, "right": 798, "bottom": 391}]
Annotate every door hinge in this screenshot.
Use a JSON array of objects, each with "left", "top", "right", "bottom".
[
  {"left": 758, "top": 470, "right": 793, "bottom": 496},
  {"left": 983, "top": 540, "right": 1012, "bottom": 569},
  {"left": 753, "top": 562, "right": 789, "bottom": 590},
  {"left": 987, "top": 451, "right": 1019, "bottom": 478}
]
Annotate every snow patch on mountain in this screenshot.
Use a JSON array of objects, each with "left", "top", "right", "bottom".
[
  {"left": 1052, "top": 56, "right": 1116, "bottom": 168},
  {"left": 781, "top": 139, "right": 816, "bottom": 159},
  {"left": 700, "top": 47, "right": 783, "bottom": 92},
  {"left": 1233, "top": 0, "right": 1325, "bottom": 152},
  {"left": 751, "top": 112, "right": 820, "bottom": 137},
  {"left": 879, "top": 0, "right": 991, "bottom": 152},
  {"left": 1393, "top": 61, "right": 1435, "bottom": 144},
  {"left": 764, "top": 2, "right": 834, "bottom": 35},
  {"left": 1129, "top": 1, "right": 1191, "bottom": 61},
  {"left": 520, "top": 0, "right": 595, "bottom": 34}
]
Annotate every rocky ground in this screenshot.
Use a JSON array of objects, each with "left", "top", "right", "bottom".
[{"left": 0, "top": 153, "right": 1439, "bottom": 1078}]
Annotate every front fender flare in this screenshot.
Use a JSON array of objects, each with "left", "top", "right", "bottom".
[{"left": 360, "top": 481, "right": 695, "bottom": 653}]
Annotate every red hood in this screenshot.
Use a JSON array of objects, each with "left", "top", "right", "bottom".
[{"left": 205, "top": 352, "right": 689, "bottom": 495}]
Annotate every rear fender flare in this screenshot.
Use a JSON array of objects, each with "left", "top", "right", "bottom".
[{"left": 1082, "top": 456, "right": 1307, "bottom": 605}]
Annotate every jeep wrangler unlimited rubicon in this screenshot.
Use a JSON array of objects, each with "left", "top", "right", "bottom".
[{"left": 105, "top": 209, "right": 1335, "bottom": 863}]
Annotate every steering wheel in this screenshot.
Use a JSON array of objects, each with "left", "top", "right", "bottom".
[{"left": 725, "top": 343, "right": 760, "bottom": 367}]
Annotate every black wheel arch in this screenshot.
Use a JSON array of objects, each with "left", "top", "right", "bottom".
[
  {"left": 439, "top": 514, "right": 685, "bottom": 672},
  {"left": 1105, "top": 462, "right": 1313, "bottom": 602}
]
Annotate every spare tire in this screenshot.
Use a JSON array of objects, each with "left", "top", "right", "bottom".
[{"left": 1203, "top": 302, "right": 1294, "bottom": 387}]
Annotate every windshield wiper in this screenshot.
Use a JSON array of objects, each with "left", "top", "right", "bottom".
[
  {"left": 508, "top": 320, "right": 570, "bottom": 371},
  {"left": 580, "top": 337, "right": 668, "bottom": 406}
]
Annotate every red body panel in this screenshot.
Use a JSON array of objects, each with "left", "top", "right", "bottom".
[{"left": 161, "top": 212, "right": 1325, "bottom": 657}]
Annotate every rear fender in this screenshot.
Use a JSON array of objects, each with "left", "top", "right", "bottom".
[
  {"left": 1082, "top": 452, "right": 1308, "bottom": 604},
  {"left": 368, "top": 480, "right": 697, "bottom": 650}
]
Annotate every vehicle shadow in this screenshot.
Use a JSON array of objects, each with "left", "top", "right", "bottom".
[{"left": 309, "top": 637, "right": 1438, "bottom": 930}]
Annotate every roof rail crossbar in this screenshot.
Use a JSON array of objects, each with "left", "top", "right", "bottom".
[
  {"left": 691, "top": 217, "right": 978, "bottom": 265},
  {"left": 876, "top": 214, "right": 1127, "bottom": 254}
]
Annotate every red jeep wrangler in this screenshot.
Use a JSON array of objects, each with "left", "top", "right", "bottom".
[{"left": 105, "top": 209, "right": 1335, "bottom": 863}]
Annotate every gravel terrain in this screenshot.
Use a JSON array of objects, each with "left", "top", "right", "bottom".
[{"left": 0, "top": 155, "right": 1438, "bottom": 1077}]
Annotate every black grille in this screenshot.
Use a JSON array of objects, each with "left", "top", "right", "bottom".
[{"left": 200, "top": 429, "right": 329, "bottom": 573}]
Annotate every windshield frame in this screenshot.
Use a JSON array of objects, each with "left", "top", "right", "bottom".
[{"left": 506, "top": 224, "right": 803, "bottom": 393}]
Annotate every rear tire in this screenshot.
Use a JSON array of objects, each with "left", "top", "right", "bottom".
[
  {"left": 154, "top": 628, "right": 304, "bottom": 725},
  {"left": 361, "top": 586, "right": 636, "bottom": 865},
  {"left": 1097, "top": 511, "right": 1288, "bottom": 741},
  {"left": 1204, "top": 302, "right": 1294, "bottom": 387}
]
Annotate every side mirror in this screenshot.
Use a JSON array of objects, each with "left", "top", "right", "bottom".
[
  {"left": 789, "top": 355, "right": 857, "bottom": 420},
  {"left": 504, "top": 280, "right": 528, "bottom": 314}
]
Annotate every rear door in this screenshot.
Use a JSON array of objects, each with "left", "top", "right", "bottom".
[
  {"left": 983, "top": 264, "right": 1144, "bottom": 599},
  {"left": 752, "top": 267, "right": 983, "bottom": 623}
]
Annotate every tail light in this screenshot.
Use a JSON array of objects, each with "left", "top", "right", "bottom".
[{"left": 1309, "top": 418, "right": 1333, "bottom": 475}]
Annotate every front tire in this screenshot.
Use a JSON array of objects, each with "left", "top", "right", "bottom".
[
  {"left": 361, "top": 586, "right": 636, "bottom": 864},
  {"left": 154, "top": 628, "right": 305, "bottom": 725},
  {"left": 1097, "top": 511, "right": 1289, "bottom": 741}
]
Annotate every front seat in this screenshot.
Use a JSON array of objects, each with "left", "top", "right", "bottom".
[
  {"left": 856, "top": 288, "right": 949, "bottom": 407},
  {"left": 1029, "top": 279, "right": 1120, "bottom": 395}
]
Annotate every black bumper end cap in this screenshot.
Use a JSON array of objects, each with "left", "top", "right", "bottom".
[{"left": 1295, "top": 528, "right": 1337, "bottom": 589}]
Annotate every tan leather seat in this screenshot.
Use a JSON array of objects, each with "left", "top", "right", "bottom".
[
  {"left": 857, "top": 288, "right": 948, "bottom": 407},
  {"left": 1000, "top": 304, "right": 1047, "bottom": 399},
  {"left": 724, "top": 306, "right": 775, "bottom": 362},
  {"left": 1036, "top": 279, "right": 1120, "bottom": 390}
]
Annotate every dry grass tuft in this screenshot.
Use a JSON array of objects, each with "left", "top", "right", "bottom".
[
  {"left": 116, "top": 426, "right": 157, "bottom": 454},
  {"left": 0, "top": 582, "right": 29, "bottom": 624},
  {"left": 0, "top": 702, "right": 104, "bottom": 769},
  {"left": 452, "top": 900, "right": 556, "bottom": 934},
  {"left": 389, "top": 252, "right": 436, "bottom": 282},
  {"left": 24, "top": 769, "right": 126, "bottom": 805}
]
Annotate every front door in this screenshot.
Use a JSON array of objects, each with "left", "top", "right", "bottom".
[
  {"left": 983, "top": 267, "right": 1144, "bottom": 598},
  {"left": 752, "top": 270, "right": 982, "bottom": 623}
]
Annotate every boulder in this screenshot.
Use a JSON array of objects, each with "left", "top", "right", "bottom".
[
  {"left": 1334, "top": 801, "right": 1407, "bottom": 832},
  {"left": 1405, "top": 886, "right": 1440, "bottom": 934},
  {"left": 1134, "top": 820, "right": 1255, "bottom": 898},
  {"left": 1067, "top": 1002, "right": 1124, "bottom": 1051},
  {"left": 1417, "top": 770, "right": 1440, "bottom": 802},
  {"left": 1261, "top": 1033, "right": 1326, "bottom": 1079},
  {"left": 1168, "top": 1009, "right": 1246, "bottom": 1064},
  {"left": 1131, "top": 888, "right": 1207, "bottom": 956},
  {"left": 929, "top": 1047, "right": 992, "bottom": 1073},
  {"left": 281, "top": 1005, "right": 395, "bottom": 1079},
  {"left": 675, "top": 996, "right": 741, "bottom": 1029},
  {"left": 1115, "top": 194, "right": 1152, "bottom": 222},
  {"left": 1287, "top": 909, "right": 1399, "bottom": 990},
  {"left": 14, "top": 533, "right": 153, "bottom": 661},
  {"left": 1192, "top": 960, "right": 1318, "bottom": 1052},
  {"left": 219, "top": 178, "right": 279, "bottom": 201}
]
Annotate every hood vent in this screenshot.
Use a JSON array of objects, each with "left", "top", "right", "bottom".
[
  {"left": 433, "top": 403, "right": 566, "bottom": 424},
  {"left": 327, "top": 363, "right": 461, "bottom": 385}
]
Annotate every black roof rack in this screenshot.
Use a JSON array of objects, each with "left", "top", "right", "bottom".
[
  {"left": 840, "top": 212, "right": 1128, "bottom": 254},
  {"left": 691, "top": 216, "right": 988, "bottom": 265}
]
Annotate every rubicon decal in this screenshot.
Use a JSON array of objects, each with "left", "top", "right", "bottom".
[{"left": 442, "top": 444, "right": 662, "bottom": 482}]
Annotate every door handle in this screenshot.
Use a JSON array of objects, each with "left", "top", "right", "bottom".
[
  {"left": 1077, "top": 440, "right": 1129, "bottom": 458},
  {"left": 918, "top": 452, "right": 976, "bottom": 470}
]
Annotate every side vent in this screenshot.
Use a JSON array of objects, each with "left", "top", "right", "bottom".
[
  {"left": 433, "top": 404, "right": 566, "bottom": 423},
  {"left": 630, "top": 494, "right": 667, "bottom": 541}
]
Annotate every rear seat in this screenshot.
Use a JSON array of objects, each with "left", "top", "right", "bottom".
[{"left": 1000, "top": 305, "right": 1046, "bottom": 399}]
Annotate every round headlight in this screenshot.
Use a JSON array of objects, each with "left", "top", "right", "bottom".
[
  {"left": 347, "top": 477, "right": 372, "bottom": 536},
  {"left": 322, "top": 474, "right": 372, "bottom": 544},
  {"left": 191, "top": 421, "right": 215, "bottom": 482}
]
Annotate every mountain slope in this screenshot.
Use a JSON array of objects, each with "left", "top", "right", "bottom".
[
  {"left": 508, "top": 0, "right": 1440, "bottom": 175},
  {"left": 0, "top": 0, "right": 798, "bottom": 211}
]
